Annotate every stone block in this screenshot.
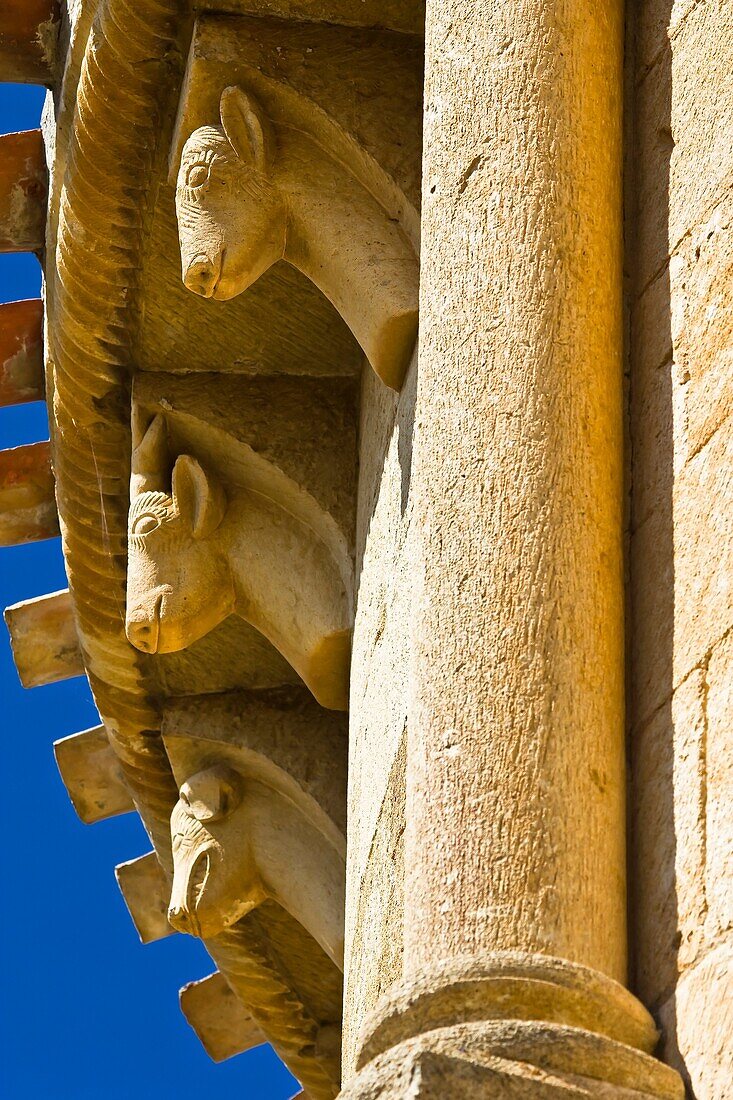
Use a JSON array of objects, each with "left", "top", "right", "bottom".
[
  {"left": 630, "top": 506, "right": 675, "bottom": 727},
  {"left": 631, "top": 424, "right": 733, "bottom": 725},
  {"left": 634, "top": 0, "right": 733, "bottom": 290},
  {"left": 0, "top": 0, "right": 58, "bottom": 85},
  {"left": 631, "top": 671, "right": 708, "bottom": 1008},
  {"left": 630, "top": 261, "right": 674, "bottom": 379},
  {"left": 634, "top": 191, "right": 733, "bottom": 490},
  {"left": 179, "top": 971, "right": 267, "bottom": 1063},
  {"left": 0, "top": 130, "right": 47, "bottom": 252},
  {"left": 674, "top": 198, "right": 733, "bottom": 462},
  {"left": 0, "top": 299, "right": 44, "bottom": 406},
  {"left": 657, "top": 942, "right": 733, "bottom": 1098},
  {"left": 4, "top": 589, "right": 84, "bottom": 688},
  {"left": 0, "top": 440, "right": 59, "bottom": 545},
  {"left": 115, "top": 852, "right": 175, "bottom": 945},
  {"left": 636, "top": 0, "right": 700, "bottom": 82},
  {"left": 54, "top": 725, "right": 135, "bottom": 825},
  {"left": 705, "top": 632, "right": 733, "bottom": 942},
  {"left": 628, "top": 345, "right": 676, "bottom": 531},
  {"left": 671, "top": 428, "right": 733, "bottom": 688}
]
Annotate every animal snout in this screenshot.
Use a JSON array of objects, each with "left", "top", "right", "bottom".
[
  {"left": 126, "top": 610, "right": 159, "bottom": 654},
  {"left": 126, "top": 589, "right": 166, "bottom": 654},
  {"left": 168, "top": 901, "right": 194, "bottom": 935},
  {"left": 183, "top": 253, "right": 222, "bottom": 298},
  {"left": 168, "top": 849, "right": 211, "bottom": 936}
]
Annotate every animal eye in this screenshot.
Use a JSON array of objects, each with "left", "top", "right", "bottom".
[
  {"left": 131, "top": 513, "right": 161, "bottom": 536},
  {"left": 186, "top": 163, "right": 210, "bottom": 189},
  {"left": 181, "top": 767, "right": 240, "bottom": 823}
]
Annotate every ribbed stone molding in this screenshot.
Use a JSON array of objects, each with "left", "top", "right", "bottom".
[
  {"left": 48, "top": 0, "right": 182, "bottom": 861},
  {"left": 358, "top": 956, "right": 660, "bottom": 1062},
  {"left": 341, "top": 956, "right": 683, "bottom": 1097}
]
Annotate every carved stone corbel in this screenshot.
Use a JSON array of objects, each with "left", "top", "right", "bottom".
[
  {"left": 163, "top": 689, "right": 347, "bottom": 1098},
  {"left": 165, "top": 693, "right": 346, "bottom": 968},
  {"left": 125, "top": 406, "right": 353, "bottom": 710},
  {"left": 172, "top": 16, "right": 422, "bottom": 390}
]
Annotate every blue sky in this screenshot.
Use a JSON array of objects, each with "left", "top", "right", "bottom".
[{"left": 0, "top": 84, "right": 297, "bottom": 1100}]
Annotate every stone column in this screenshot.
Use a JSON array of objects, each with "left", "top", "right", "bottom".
[{"left": 343, "top": 3, "right": 683, "bottom": 1096}]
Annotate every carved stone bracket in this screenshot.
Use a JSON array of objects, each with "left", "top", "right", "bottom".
[
  {"left": 171, "top": 15, "right": 422, "bottom": 389},
  {"left": 126, "top": 375, "right": 356, "bottom": 709},
  {"left": 163, "top": 689, "right": 347, "bottom": 1097}
]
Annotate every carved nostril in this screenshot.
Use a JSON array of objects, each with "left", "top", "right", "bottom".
[
  {"left": 184, "top": 256, "right": 218, "bottom": 298},
  {"left": 126, "top": 614, "right": 159, "bottom": 654},
  {"left": 168, "top": 904, "right": 190, "bottom": 933}
]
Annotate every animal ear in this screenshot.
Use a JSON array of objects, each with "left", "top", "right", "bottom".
[
  {"left": 220, "top": 86, "right": 273, "bottom": 174},
  {"left": 172, "top": 455, "right": 227, "bottom": 539},
  {"left": 131, "top": 412, "right": 168, "bottom": 496}
]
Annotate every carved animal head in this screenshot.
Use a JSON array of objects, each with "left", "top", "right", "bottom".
[
  {"left": 168, "top": 765, "right": 263, "bottom": 938},
  {"left": 125, "top": 415, "right": 233, "bottom": 655},
  {"left": 176, "top": 87, "right": 287, "bottom": 300}
]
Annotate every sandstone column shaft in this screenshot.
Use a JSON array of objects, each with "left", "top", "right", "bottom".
[
  {"left": 407, "top": 0, "right": 626, "bottom": 984},
  {"left": 343, "top": 7, "right": 684, "bottom": 1092}
]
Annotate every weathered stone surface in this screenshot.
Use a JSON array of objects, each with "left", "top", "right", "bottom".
[
  {"left": 342, "top": 1021, "right": 683, "bottom": 1100},
  {"left": 0, "top": 441, "right": 58, "bottom": 546},
  {"left": 199, "top": 0, "right": 424, "bottom": 35},
  {"left": 125, "top": 411, "right": 353, "bottom": 711},
  {"left": 631, "top": 425, "right": 733, "bottom": 727},
  {"left": 705, "top": 632, "right": 733, "bottom": 944},
  {"left": 163, "top": 693, "right": 345, "bottom": 1094},
  {"left": 657, "top": 942, "right": 733, "bottom": 1099},
  {"left": 0, "top": 299, "right": 44, "bottom": 406},
  {"left": 629, "top": 6, "right": 733, "bottom": 1092},
  {"left": 634, "top": 0, "right": 733, "bottom": 290},
  {"left": 358, "top": 956, "right": 660, "bottom": 1066},
  {"left": 5, "top": 1, "right": 723, "bottom": 1097},
  {"left": 0, "top": 0, "right": 59, "bottom": 85},
  {"left": 632, "top": 670, "right": 708, "bottom": 1008},
  {"left": 631, "top": 189, "right": 733, "bottom": 529},
  {"left": 4, "top": 589, "right": 83, "bottom": 688},
  {"left": 163, "top": 690, "right": 346, "bottom": 966},
  {"left": 636, "top": 0, "right": 701, "bottom": 81},
  {"left": 0, "top": 130, "right": 47, "bottom": 252},
  {"left": 408, "top": 0, "right": 627, "bottom": 981},
  {"left": 179, "top": 971, "right": 267, "bottom": 1063},
  {"left": 35, "top": 0, "right": 359, "bottom": 1091},
  {"left": 54, "top": 726, "right": 135, "bottom": 825},
  {"left": 343, "top": 364, "right": 414, "bottom": 1071},
  {"left": 115, "top": 853, "right": 175, "bottom": 945}
]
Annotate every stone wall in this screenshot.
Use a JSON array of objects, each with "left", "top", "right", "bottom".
[
  {"left": 629, "top": 2, "right": 733, "bottom": 1095},
  {"left": 342, "top": 358, "right": 417, "bottom": 1073}
]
